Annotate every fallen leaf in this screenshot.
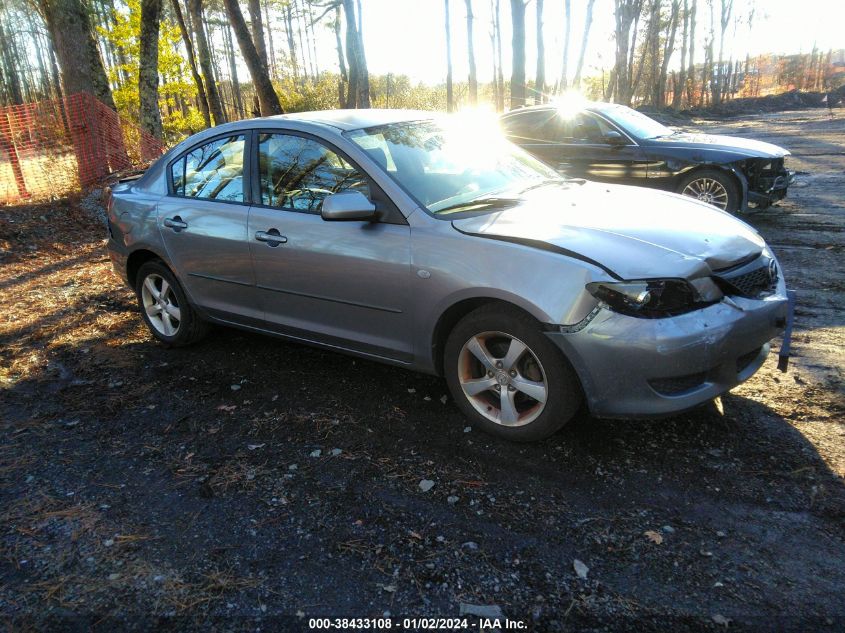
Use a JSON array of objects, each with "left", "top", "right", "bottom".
[
  {"left": 573, "top": 558, "right": 589, "bottom": 580},
  {"left": 712, "top": 614, "right": 731, "bottom": 627},
  {"left": 644, "top": 530, "right": 663, "bottom": 544}
]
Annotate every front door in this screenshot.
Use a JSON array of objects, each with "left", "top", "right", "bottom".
[
  {"left": 158, "top": 133, "right": 261, "bottom": 324},
  {"left": 532, "top": 112, "right": 649, "bottom": 183},
  {"left": 247, "top": 132, "right": 412, "bottom": 363}
]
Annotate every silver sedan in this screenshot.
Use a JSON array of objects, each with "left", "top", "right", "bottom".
[{"left": 106, "top": 109, "right": 789, "bottom": 441}]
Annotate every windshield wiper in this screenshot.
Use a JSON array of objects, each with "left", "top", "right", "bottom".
[{"left": 433, "top": 196, "right": 521, "bottom": 215}]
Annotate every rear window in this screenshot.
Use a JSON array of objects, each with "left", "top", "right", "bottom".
[{"left": 171, "top": 135, "right": 245, "bottom": 202}]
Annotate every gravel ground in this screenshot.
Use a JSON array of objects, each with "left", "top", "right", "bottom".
[{"left": 1, "top": 109, "right": 844, "bottom": 631}]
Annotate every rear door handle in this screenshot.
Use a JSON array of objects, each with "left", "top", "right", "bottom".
[
  {"left": 255, "top": 229, "right": 287, "bottom": 246},
  {"left": 163, "top": 217, "right": 188, "bottom": 231}
]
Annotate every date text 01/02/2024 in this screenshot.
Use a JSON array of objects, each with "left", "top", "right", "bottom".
[{"left": 307, "top": 617, "right": 528, "bottom": 630}]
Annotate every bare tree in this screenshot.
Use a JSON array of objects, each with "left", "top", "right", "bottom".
[
  {"left": 510, "top": 0, "right": 526, "bottom": 108},
  {"left": 558, "top": 0, "right": 569, "bottom": 93},
  {"left": 340, "top": 0, "right": 369, "bottom": 108},
  {"left": 494, "top": 0, "right": 504, "bottom": 111},
  {"left": 655, "top": 0, "right": 680, "bottom": 106},
  {"left": 465, "top": 0, "right": 477, "bottom": 105},
  {"left": 222, "top": 0, "right": 283, "bottom": 115},
  {"left": 671, "top": 0, "right": 689, "bottom": 108},
  {"left": 612, "top": 0, "right": 644, "bottom": 106},
  {"left": 188, "top": 0, "right": 226, "bottom": 124},
  {"left": 445, "top": 0, "right": 454, "bottom": 112},
  {"left": 139, "top": 0, "right": 162, "bottom": 139},
  {"left": 685, "top": 0, "right": 697, "bottom": 106},
  {"left": 248, "top": 0, "right": 269, "bottom": 70},
  {"left": 712, "top": 0, "right": 733, "bottom": 105},
  {"left": 534, "top": 0, "right": 545, "bottom": 102},
  {"left": 572, "top": 0, "right": 595, "bottom": 90},
  {"left": 169, "top": 0, "right": 210, "bottom": 127}
]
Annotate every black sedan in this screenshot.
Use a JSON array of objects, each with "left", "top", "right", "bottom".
[{"left": 501, "top": 101, "right": 793, "bottom": 213}]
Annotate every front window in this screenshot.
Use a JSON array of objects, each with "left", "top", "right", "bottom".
[
  {"left": 346, "top": 118, "right": 561, "bottom": 215},
  {"left": 601, "top": 105, "right": 674, "bottom": 139},
  {"left": 258, "top": 133, "right": 370, "bottom": 213}
]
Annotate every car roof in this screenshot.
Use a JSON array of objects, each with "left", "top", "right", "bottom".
[
  {"left": 266, "top": 108, "right": 437, "bottom": 131},
  {"left": 501, "top": 101, "right": 623, "bottom": 118}
]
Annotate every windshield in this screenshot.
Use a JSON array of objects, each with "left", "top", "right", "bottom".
[
  {"left": 345, "top": 118, "right": 562, "bottom": 214},
  {"left": 602, "top": 105, "right": 674, "bottom": 139}
]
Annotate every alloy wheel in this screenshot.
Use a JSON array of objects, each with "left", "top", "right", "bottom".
[
  {"left": 457, "top": 331, "right": 548, "bottom": 427},
  {"left": 140, "top": 273, "right": 182, "bottom": 337},
  {"left": 682, "top": 177, "right": 729, "bottom": 210}
]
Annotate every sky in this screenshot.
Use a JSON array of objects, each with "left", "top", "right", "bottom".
[{"left": 299, "top": 0, "right": 844, "bottom": 86}]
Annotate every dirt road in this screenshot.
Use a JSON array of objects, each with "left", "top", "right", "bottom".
[{"left": 1, "top": 109, "right": 844, "bottom": 631}]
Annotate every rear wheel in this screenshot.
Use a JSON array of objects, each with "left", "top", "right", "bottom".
[
  {"left": 677, "top": 168, "right": 740, "bottom": 213},
  {"left": 444, "top": 305, "right": 582, "bottom": 441},
  {"left": 136, "top": 260, "right": 209, "bottom": 347}
]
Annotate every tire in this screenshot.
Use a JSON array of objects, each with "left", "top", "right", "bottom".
[
  {"left": 444, "top": 304, "right": 583, "bottom": 441},
  {"left": 135, "top": 260, "right": 209, "bottom": 347},
  {"left": 676, "top": 168, "right": 740, "bottom": 213}
]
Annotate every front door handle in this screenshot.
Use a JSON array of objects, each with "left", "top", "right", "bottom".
[
  {"left": 164, "top": 217, "right": 188, "bottom": 231},
  {"left": 255, "top": 229, "right": 287, "bottom": 246}
]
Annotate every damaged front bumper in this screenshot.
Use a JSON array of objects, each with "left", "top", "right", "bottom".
[{"left": 547, "top": 287, "right": 789, "bottom": 418}]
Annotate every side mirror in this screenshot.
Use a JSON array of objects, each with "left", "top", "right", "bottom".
[
  {"left": 321, "top": 191, "right": 378, "bottom": 221},
  {"left": 603, "top": 130, "right": 627, "bottom": 146}
]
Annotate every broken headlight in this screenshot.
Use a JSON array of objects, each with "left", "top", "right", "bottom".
[{"left": 586, "top": 278, "right": 722, "bottom": 318}]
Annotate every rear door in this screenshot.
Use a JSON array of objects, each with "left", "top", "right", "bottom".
[
  {"left": 158, "top": 133, "right": 261, "bottom": 324},
  {"left": 247, "top": 131, "right": 413, "bottom": 362},
  {"left": 504, "top": 110, "right": 648, "bottom": 183}
]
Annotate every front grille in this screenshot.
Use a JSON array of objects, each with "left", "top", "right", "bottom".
[
  {"left": 714, "top": 255, "right": 778, "bottom": 299},
  {"left": 649, "top": 372, "right": 708, "bottom": 396}
]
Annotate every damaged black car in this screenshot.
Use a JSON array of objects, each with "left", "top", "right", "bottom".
[{"left": 501, "top": 101, "right": 794, "bottom": 213}]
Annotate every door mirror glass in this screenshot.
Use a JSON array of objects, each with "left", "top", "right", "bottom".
[{"left": 321, "top": 191, "right": 377, "bottom": 221}]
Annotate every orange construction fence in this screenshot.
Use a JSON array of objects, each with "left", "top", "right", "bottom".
[{"left": 0, "top": 92, "right": 164, "bottom": 204}]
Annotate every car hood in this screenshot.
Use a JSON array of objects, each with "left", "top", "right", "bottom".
[
  {"left": 650, "top": 132, "right": 790, "bottom": 158},
  {"left": 450, "top": 182, "right": 766, "bottom": 280}
]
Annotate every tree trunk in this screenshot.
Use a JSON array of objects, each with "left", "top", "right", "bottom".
[
  {"left": 656, "top": 0, "right": 680, "bottom": 107},
  {"left": 686, "top": 0, "right": 696, "bottom": 106},
  {"left": 445, "top": 0, "right": 454, "bottom": 112},
  {"left": 534, "top": 0, "right": 545, "bottom": 103},
  {"left": 558, "top": 0, "right": 569, "bottom": 93},
  {"left": 188, "top": 0, "right": 226, "bottom": 124},
  {"left": 223, "top": 0, "right": 283, "bottom": 115},
  {"left": 465, "top": 0, "right": 477, "bottom": 105},
  {"left": 38, "top": 0, "right": 117, "bottom": 110},
  {"left": 170, "top": 0, "right": 210, "bottom": 128},
  {"left": 284, "top": 5, "right": 299, "bottom": 79},
  {"left": 333, "top": 7, "right": 347, "bottom": 105},
  {"left": 495, "top": 0, "right": 504, "bottom": 111},
  {"left": 139, "top": 0, "right": 163, "bottom": 140},
  {"left": 341, "top": 0, "right": 368, "bottom": 108},
  {"left": 572, "top": 0, "right": 595, "bottom": 89},
  {"left": 248, "top": 0, "right": 269, "bottom": 70},
  {"left": 510, "top": 0, "right": 526, "bottom": 109},
  {"left": 672, "top": 0, "right": 689, "bottom": 108},
  {"left": 0, "top": 17, "right": 24, "bottom": 105},
  {"left": 225, "top": 24, "right": 244, "bottom": 118}
]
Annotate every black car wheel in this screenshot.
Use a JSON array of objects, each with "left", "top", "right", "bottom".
[
  {"left": 136, "top": 260, "right": 209, "bottom": 347},
  {"left": 677, "top": 168, "right": 739, "bottom": 213},
  {"left": 444, "top": 304, "right": 582, "bottom": 441}
]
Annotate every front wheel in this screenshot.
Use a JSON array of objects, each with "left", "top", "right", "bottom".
[
  {"left": 444, "top": 305, "right": 583, "bottom": 441},
  {"left": 677, "top": 168, "right": 740, "bottom": 213}
]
